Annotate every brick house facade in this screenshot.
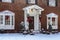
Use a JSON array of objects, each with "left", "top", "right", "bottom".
[{"left": 0, "top": 0, "right": 60, "bottom": 33}]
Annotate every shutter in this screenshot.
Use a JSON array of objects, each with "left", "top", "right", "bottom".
[
  {"left": 26, "top": 0, "right": 28, "bottom": 4},
  {"left": 0, "top": 0, "right": 2, "bottom": 2},
  {"left": 35, "top": 0, "right": 37, "bottom": 4},
  {"left": 56, "top": 0, "right": 57, "bottom": 6},
  {"left": 12, "top": 0, "right": 14, "bottom": 3},
  {"left": 47, "top": 0, "right": 49, "bottom": 6}
]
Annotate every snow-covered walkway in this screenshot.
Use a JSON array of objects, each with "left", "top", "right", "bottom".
[{"left": 0, "top": 33, "right": 60, "bottom": 40}]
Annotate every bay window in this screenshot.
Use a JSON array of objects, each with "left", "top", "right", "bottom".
[{"left": 0, "top": 10, "right": 15, "bottom": 30}]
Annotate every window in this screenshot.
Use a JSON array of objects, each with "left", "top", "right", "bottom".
[
  {"left": 26, "top": 0, "right": 37, "bottom": 4},
  {"left": 52, "top": 18, "right": 55, "bottom": 26},
  {"left": 5, "top": 15, "right": 10, "bottom": 25},
  {"left": 47, "top": 0, "right": 57, "bottom": 7},
  {"left": 5, "top": 15, "right": 14, "bottom": 25},
  {"left": 0, "top": 10, "right": 15, "bottom": 29},
  {"left": 0, "top": 15, "right": 3, "bottom": 25},
  {"left": 12, "top": 16, "right": 13, "bottom": 25},
  {"left": 1, "top": 0, "right": 14, "bottom": 3}
]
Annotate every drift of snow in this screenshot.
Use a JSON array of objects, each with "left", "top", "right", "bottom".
[{"left": 0, "top": 33, "right": 60, "bottom": 40}]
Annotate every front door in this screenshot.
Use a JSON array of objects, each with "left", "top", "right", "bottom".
[{"left": 27, "top": 16, "right": 34, "bottom": 30}]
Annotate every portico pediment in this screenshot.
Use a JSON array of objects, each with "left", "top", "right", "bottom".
[{"left": 23, "top": 5, "right": 44, "bottom": 16}]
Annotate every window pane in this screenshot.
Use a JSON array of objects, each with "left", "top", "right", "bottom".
[
  {"left": 2, "top": 0, "right": 12, "bottom": 3},
  {"left": 28, "top": 0, "right": 36, "bottom": 4},
  {"left": 12, "top": 16, "right": 13, "bottom": 25},
  {"left": 49, "top": 0, "right": 56, "bottom": 7},
  {"left": 5, "top": 15, "right": 10, "bottom": 25},
  {"left": 0, "top": 15, "right": 3, "bottom": 24},
  {"left": 52, "top": 18, "right": 55, "bottom": 26}
]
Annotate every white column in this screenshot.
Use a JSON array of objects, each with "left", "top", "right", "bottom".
[
  {"left": 34, "top": 15, "right": 36, "bottom": 31},
  {"left": 34, "top": 14, "right": 39, "bottom": 31},
  {"left": 36, "top": 15, "right": 39, "bottom": 31},
  {"left": 24, "top": 10, "right": 29, "bottom": 30}
]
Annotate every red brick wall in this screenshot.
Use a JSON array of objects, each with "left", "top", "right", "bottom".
[{"left": 0, "top": 0, "right": 60, "bottom": 32}]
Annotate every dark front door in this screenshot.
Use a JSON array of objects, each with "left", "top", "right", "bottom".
[{"left": 27, "top": 16, "right": 34, "bottom": 30}]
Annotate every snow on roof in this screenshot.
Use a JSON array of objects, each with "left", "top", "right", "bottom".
[
  {"left": 23, "top": 5, "right": 44, "bottom": 11},
  {"left": 47, "top": 13, "right": 58, "bottom": 17},
  {"left": 0, "top": 10, "right": 15, "bottom": 15}
]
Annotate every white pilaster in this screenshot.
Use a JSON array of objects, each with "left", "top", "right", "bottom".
[{"left": 24, "top": 10, "right": 29, "bottom": 30}]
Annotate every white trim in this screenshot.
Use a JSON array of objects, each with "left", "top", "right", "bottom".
[
  {"left": 47, "top": 13, "right": 58, "bottom": 29},
  {"left": 23, "top": 5, "right": 44, "bottom": 32},
  {"left": 13, "top": 15, "right": 15, "bottom": 29},
  {"left": 49, "top": 0, "right": 56, "bottom": 7},
  {"left": 0, "top": 10, "right": 15, "bottom": 30},
  {"left": 28, "top": 0, "right": 36, "bottom": 4},
  {"left": 2, "top": 0, "right": 12, "bottom": 3}
]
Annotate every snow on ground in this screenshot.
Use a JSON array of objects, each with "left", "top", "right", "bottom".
[{"left": 0, "top": 33, "right": 60, "bottom": 40}]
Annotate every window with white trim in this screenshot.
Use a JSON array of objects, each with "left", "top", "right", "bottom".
[
  {"left": 48, "top": 0, "right": 57, "bottom": 7},
  {"left": 26, "top": 0, "right": 37, "bottom": 4},
  {"left": 0, "top": 0, "right": 14, "bottom": 3},
  {"left": 0, "top": 10, "right": 15, "bottom": 29},
  {"left": 2, "top": 0, "right": 12, "bottom": 3}
]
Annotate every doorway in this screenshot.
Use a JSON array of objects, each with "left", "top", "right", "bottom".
[{"left": 27, "top": 16, "right": 34, "bottom": 30}]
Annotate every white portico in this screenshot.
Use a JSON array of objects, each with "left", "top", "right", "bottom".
[
  {"left": 47, "top": 13, "right": 58, "bottom": 29},
  {"left": 23, "top": 5, "right": 44, "bottom": 31}
]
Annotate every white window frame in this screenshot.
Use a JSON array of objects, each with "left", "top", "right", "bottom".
[
  {"left": 47, "top": 13, "right": 58, "bottom": 29},
  {"left": 28, "top": 0, "right": 36, "bottom": 4},
  {"left": 0, "top": 15, "right": 3, "bottom": 25},
  {"left": 0, "top": 10, "right": 15, "bottom": 30},
  {"left": 2, "top": 0, "right": 12, "bottom": 3},
  {"left": 49, "top": 0, "right": 56, "bottom": 7}
]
